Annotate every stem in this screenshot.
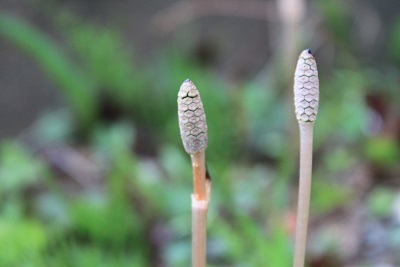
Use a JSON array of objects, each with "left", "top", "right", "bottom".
[
  {"left": 192, "top": 194, "right": 209, "bottom": 267},
  {"left": 190, "top": 151, "right": 211, "bottom": 267},
  {"left": 191, "top": 152, "right": 207, "bottom": 200},
  {"left": 293, "top": 122, "right": 314, "bottom": 267}
]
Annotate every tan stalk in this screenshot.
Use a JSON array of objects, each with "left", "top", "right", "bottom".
[
  {"left": 292, "top": 49, "right": 319, "bottom": 267},
  {"left": 191, "top": 152, "right": 207, "bottom": 200},
  {"left": 178, "top": 79, "right": 212, "bottom": 267}
]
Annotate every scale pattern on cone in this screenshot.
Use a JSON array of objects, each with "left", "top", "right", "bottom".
[
  {"left": 294, "top": 49, "right": 319, "bottom": 123},
  {"left": 177, "top": 79, "right": 208, "bottom": 154}
]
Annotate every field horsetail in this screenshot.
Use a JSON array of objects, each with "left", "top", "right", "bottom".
[
  {"left": 292, "top": 49, "right": 319, "bottom": 267},
  {"left": 177, "top": 79, "right": 211, "bottom": 267}
]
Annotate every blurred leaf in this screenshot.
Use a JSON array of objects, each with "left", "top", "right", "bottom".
[
  {"left": 0, "top": 219, "right": 47, "bottom": 266},
  {"left": 231, "top": 164, "right": 273, "bottom": 213},
  {"left": 365, "top": 137, "right": 400, "bottom": 168},
  {"left": 59, "top": 16, "right": 146, "bottom": 108},
  {"left": 311, "top": 180, "right": 352, "bottom": 215},
  {"left": 35, "top": 193, "right": 69, "bottom": 226},
  {"left": 262, "top": 227, "right": 291, "bottom": 267},
  {"left": 91, "top": 122, "right": 135, "bottom": 162},
  {"left": 159, "top": 145, "right": 192, "bottom": 184},
  {"left": 316, "top": 69, "right": 368, "bottom": 146},
  {"left": 0, "top": 14, "right": 96, "bottom": 129},
  {"left": 316, "top": 0, "right": 351, "bottom": 45},
  {"left": 367, "top": 187, "right": 396, "bottom": 218},
  {"left": 43, "top": 244, "right": 146, "bottom": 267},
  {"left": 0, "top": 141, "right": 47, "bottom": 193},
  {"left": 389, "top": 18, "right": 400, "bottom": 65},
  {"left": 70, "top": 197, "right": 142, "bottom": 248},
  {"left": 164, "top": 239, "right": 191, "bottom": 267},
  {"left": 324, "top": 147, "right": 356, "bottom": 172},
  {"left": 32, "top": 109, "right": 74, "bottom": 146},
  {"left": 213, "top": 215, "right": 291, "bottom": 267}
]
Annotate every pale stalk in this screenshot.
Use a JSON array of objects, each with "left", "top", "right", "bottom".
[
  {"left": 292, "top": 49, "right": 319, "bottom": 267},
  {"left": 192, "top": 197, "right": 208, "bottom": 267},
  {"left": 293, "top": 122, "right": 313, "bottom": 267}
]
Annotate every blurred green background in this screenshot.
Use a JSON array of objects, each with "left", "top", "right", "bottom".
[{"left": 0, "top": 0, "right": 400, "bottom": 266}]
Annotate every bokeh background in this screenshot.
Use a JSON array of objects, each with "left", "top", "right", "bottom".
[{"left": 0, "top": 0, "right": 400, "bottom": 266}]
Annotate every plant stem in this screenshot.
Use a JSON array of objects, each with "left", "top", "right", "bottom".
[
  {"left": 191, "top": 152, "right": 207, "bottom": 201},
  {"left": 293, "top": 122, "right": 314, "bottom": 267},
  {"left": 190, "top": 151, "right": 211, "bottom": 267},
  {"left": 192, "top": 195, "right": 209, "bottom": 267}
]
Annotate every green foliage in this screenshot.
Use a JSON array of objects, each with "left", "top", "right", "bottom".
[
  {"left": 42, "top": 244, "right": 146, "bottom": 267},
  {"left": 324, "top": 147, "right": 357, "bottom": 172},
  {"left": 390, "top": 18, "right": 400, "bottom": 65},
  {"left": 70, "top": 197, "right": 142, "bottom": 247},
  {"left": 311, "top": 180, "right": 352, "bottom": 215},
  {"left": 0, "top": 14, "right": 96, "bottom": 130},
  {"left": 213, "top": 216, "right": 291, "bottom": 267},
  {"left": 366, "top": 137, "right": 400, "bottom": 168},
  {"left": 316, "top": 0, "right": 351, "bottom": 45},
  {"left": 59, "top": 15, "right": 148, "bottom": 114},
  {"left": 367, "top": 187, "right": 396, "bottom": 218},
  {"left": 0, "top": 142, "right": 47, "bottom": 193},
  {"left": 0, "top": 141, "right": 50, "bottom": 221},
  {"left": 0, "top": 219, "right": 47, "bottom": 266},
  {"left": 241, "top": 82, "right": 286, "bottom": 158},
  {"left": 0, "top": 142, "right": 51, "bottom": 265},
  {"left": 32, "top": 110, "right": 74, "bottom": 145}
]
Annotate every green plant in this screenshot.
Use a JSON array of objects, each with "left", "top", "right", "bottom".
[{"left": 0, "top": 14, "right": 96, "bottom": 131}]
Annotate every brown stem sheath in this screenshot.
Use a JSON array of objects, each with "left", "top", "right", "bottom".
[{"left": 191, "top": 151, "right": 207, "bottom": 201}]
